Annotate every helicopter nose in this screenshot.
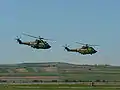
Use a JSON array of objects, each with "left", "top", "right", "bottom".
[
  {"left": 94, "top": 50, "right": 97, "bottom": 53},
  {"left": 47, "top": 45, "right": 51, "bottom": 49}
]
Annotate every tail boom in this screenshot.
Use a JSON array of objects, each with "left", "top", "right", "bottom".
[
  {"left": 65, "top": 47, "right": 78, "bottom": 52},
  {"left": 16, "top": 39, "right": 31, "bottom": 46}
]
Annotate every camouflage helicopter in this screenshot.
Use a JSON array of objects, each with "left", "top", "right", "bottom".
[
  {"left": 15, "top": 33, "right": 52, "bottom": 49},
  {"left": 63, "top": 42, "right": 98, "bottom": 55}
]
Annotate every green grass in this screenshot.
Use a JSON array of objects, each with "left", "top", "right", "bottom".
[
  {"left": 61, "top": 73, "right": 120, "bottom": 81},
  {"left": 0, "top": 84, "right": 120, "bottom": 90},
  {"left": 0, "top": 72, "right": 59, "bottom": 76}
]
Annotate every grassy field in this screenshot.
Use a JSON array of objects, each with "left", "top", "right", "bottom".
[
  {"left": 0, "top": 84, "right": 120, "bottom": 90},
  {"left": 0, "top": 62, "right": 120, "bottom": 90}
]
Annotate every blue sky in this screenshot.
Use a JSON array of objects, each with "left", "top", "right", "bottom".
[{"left": 0, "top": 0, "right": 120, "bottom": 65}]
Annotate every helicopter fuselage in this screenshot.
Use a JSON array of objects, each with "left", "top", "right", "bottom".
[
  {"left": 31, "top": 41, "right": 51, "bottom": 49},
  {"left": 16, "top": 38, "right": 51, "bottom": 49},
  {"left": 64, "top": 46, "right": 97, "bottom": 55},
  {"left": 78, "top": 47, "right": 97, "bottom": 55}
]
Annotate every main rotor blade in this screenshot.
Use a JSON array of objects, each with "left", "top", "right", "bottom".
[
  {"left": 22, "top": 33, "right": 55, "bottom": 42},
  {"left": 43, "top": 38, "right": 55, "bottom": 41},
  {"left": 75, "top": 42, "right": 86, "bottom": 45},
  {"left": 76, "top": 42, "right": 99, "bottom": 46},
  {"left": 22, "top": 33, "right": 38, "bottom": 39},
  {"left": 88, "top": 45, "right": 99, "bottom": 46}
]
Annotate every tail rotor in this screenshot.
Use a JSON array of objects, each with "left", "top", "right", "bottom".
[
  {"left": 62, "top": 44, "right": 70, "bottom": 51},
  {"left": 15, "top": 36, "right": 22, "bottom": 44}
]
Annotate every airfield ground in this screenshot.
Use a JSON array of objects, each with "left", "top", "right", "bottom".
[{"left": 0, "top": 84, "right": 120, "bottom": 90}]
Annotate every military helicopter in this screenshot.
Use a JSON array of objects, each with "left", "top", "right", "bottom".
[
  {"left": 15, "top": 33, "right": 52, "bottom": 49},
  {"left": 63, "top": 42, "right": 99, "bottom": 55}
]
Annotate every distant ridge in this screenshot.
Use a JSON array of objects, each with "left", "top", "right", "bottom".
[
  {"left": 0, "top": 62, "right": 75, "bottom": 66},
  {"left": 0, "top": 62, "right": 119, "bottom": 67}
]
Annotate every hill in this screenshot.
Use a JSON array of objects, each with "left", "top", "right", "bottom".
[{"left": 0, "top": 62, "right": 120, "bottom": 82}]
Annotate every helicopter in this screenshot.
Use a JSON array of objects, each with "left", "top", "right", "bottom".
[
  {"left": 63, "top": 42, "right": 98, "bottom": 55},
  {"left": 15, "top": 33, "right": 52, "bottom": 49}
]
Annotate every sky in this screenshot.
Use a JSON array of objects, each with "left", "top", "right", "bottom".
[{"left": 0, "top": 0, "right": 120, "bottom": 65}]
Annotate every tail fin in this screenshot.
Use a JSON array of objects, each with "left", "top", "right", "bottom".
[
  {"left": 62, "top": 44, "right": 70, "bottom": 51},
  {"left": 64, "top": 47, "right": 70, "bottom": 51},
  {"left": 16, "top": 38, "right": 22, "bottom": 44}
]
